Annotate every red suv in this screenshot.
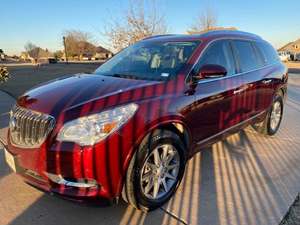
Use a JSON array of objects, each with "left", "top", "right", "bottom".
[{"left": 4, "top": 30, "right": 287, "bottom": 211}]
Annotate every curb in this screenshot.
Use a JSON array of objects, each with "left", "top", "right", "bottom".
[{"left": 0, "top": 89, "right": 16, "bottom": 100}]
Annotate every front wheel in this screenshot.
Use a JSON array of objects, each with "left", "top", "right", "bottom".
[
  {"left": 252, "top": 93, "right": 284, "bottom": 136},
  {"left": 122, "top": 129, "right": 186, "bottom": 211}
]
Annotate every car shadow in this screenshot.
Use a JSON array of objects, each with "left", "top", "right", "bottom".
[
  {"left": 161, "top": 107, "right": 300, "bottom": 224},
  {"left": 5, "top": 193, "right": 177, "bottom": 225}
]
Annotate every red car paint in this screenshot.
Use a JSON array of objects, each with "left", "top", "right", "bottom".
[{"left": 5, "top": 31, "right": 288, "bottom": 201}]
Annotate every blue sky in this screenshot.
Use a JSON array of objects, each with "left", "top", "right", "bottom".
[{"left": 1, "top": 0, "right": 299, "bottom": 55}]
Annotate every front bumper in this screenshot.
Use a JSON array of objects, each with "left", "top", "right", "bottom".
[
  {"left": 4, "top": 127, "right": 137, "bottom": 201},
  {"left": 3, "top": 144, "right": 100, "bottom": 200}
]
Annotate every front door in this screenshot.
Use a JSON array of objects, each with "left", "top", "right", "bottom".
[{"left": 185, "top": 39, "right": 245, "bottom": 144}]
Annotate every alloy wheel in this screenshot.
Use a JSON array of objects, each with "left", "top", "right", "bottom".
[
  {"left": 140, "top": 144, "right": 180, "bottom": 200},
  {"left": 270, "top": 101, "right": 282, "bottom": 131}
]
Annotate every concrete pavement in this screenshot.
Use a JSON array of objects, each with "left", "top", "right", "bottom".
[
  {"left": 1, "top": 76, "right": 300, "bottom": 225},
  {"left": 0, "top": 91, "right": 15, "bottom": 146}
]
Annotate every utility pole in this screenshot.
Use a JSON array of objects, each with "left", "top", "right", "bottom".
[{"left": 63, "top": 36, "right": 68, "bottom": 64}]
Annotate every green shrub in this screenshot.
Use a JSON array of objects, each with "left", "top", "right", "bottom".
[{"left": 0, "top": 66, "right": 9, "bottom": 83}]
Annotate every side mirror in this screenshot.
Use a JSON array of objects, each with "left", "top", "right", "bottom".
[{"left": 194, "top": 64, "right": 227, "bottom": 80}]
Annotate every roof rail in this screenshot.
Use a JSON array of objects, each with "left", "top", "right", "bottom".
[
  {"left": 199, "top": 30, "right": 262, "bottom": 39},
  {"left": 142, "top": 34, "right": 177, "bottom": 40}
]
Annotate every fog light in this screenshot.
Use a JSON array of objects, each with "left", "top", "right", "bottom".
[{"left": 45, "top": 172, "right": 98, "bottom": 188}]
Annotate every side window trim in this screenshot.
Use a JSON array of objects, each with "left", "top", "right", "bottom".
[
  {"left": 251, "top": 42, "right": 266, "bottom": 66},
  {"left": 229, "top": 40, "right": 242, "bottom": 74},
  {"left": 227, "top": 40, "right": 239, "bottom": 76},
  {"left": 225, "top": 40, "right": 238, "bottom": 76}
]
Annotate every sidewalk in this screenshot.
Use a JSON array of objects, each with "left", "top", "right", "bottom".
[{"left": 0, "top": 90, "right": 15, "bottom": 145}]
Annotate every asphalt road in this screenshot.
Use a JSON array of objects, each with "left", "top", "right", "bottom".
[
  {"left": 1, "top": 63, "right": 101, "bottom": 98},
  {"left": 0, "top": 66, "right": 300, "bottom": 225},
  {"left": 288, "top": 84, "right": 300, "bottom": 103}
]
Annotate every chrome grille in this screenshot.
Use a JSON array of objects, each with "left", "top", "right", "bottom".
[{"left": 9, "top": 106, "right": 55, "bottom": 148}]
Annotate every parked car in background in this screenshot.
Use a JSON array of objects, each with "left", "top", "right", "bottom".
[
  {"left": 278, "top": 51, "right": 290, "bottom": 61},
  {"left": 48, "top": 58, "right": 58, "bottom": 64},
  {"left": 3, "top": 30, "right": 288, "bottom": 211}
]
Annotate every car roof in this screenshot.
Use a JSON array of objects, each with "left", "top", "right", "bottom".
[{"left": 142, "top": 30, "right": 263, "bottom": 42}]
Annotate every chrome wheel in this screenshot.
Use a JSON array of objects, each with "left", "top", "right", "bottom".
[
  {"left": 270, "top": 101, "right": 282, "bottom": 131},
  {"left": 140, "top": 144, "right": 180, "bottom": 200}
]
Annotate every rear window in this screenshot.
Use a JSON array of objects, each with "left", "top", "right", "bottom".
[
  {"left": 233, "top": 40, "right": 260, "bottom": 72},
  {"left": 256, "top": 41, "right": 280, "bottom": 65}
]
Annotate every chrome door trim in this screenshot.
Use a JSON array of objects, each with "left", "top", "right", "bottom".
[{"left": 196, "top": 110, "right": 266, "bottom": 146}]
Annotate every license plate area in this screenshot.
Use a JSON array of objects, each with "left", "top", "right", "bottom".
[{"left": 4, "top": 149, "right": 16, "bottom": 172}]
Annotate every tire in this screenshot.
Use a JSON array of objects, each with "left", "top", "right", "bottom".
[
  {"left": 252, "top": 93, "right": 284, "bottom": 136},
  {"left": 122, "top": 129, "right": 186, "bottom": 211}
]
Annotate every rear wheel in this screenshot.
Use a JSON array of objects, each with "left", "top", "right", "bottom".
[
  {"left": 122, "top": 129, "right": 186, "bottom": 211},
  {"left": 252, "top": 93, "right": 284, "bottom": 136}
]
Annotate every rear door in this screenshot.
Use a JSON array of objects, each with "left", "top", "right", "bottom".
[
  {"left": 255, "top": 41, "right": 281, "bottom": 110},
  {"left": 231, "top": 40, "right": 265, "bottom": 118}
]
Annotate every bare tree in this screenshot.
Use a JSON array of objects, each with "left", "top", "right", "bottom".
[
  {"left": 24, "top": 42, "right": 40, "bottom": 62},
  {"left": 104, "top": 0, "right": 167, "bottom": 52},
  {"left": 24, "top": 42, "right": 52, "bottom": 64},
  {"left": 188, "top": 8, "right": 218, "bottom": 34},
  {"left": 63, "top": 30, "right": 96, "bottom": 59},
  {"left": 54, "top": 50, "right": 63, "bottom": 60},
  {"left": 24, "top": 42, "right": 37, "bottom": 53}
]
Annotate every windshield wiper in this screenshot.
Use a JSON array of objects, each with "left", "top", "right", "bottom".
[{"left": 111, "top": 73, "right": 140, "bottom": 80}]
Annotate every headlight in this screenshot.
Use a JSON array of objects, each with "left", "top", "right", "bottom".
[{"left": 57, "top": 103, "right": 138, "bottom": 146}]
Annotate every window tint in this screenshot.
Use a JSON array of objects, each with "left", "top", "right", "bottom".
[
  {"left": 256, "top": 41, "right": 280, "bottom": 64},
  {"left": 233, "top": 40, "right": 259, "bottom": 72},
  {"left": 252, "top": 43, "right": 265, "bottom": 67},
  {"left": 195, "top": 40, "right": 236, "bottom": 76}
]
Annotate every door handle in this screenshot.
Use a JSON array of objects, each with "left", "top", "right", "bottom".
[{"left": 262, "top": 79, "right": 272, "bottom": 84}]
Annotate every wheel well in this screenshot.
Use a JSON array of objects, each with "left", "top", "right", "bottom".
[
  {"left": 279, "top": 88, "right": 285, "bottom": 97},
  {"left": 156, "top": 122, "right": 191, "bottom": 149},
  {"left": 276, "top": 87, "right": 287, "bottom": 102}
]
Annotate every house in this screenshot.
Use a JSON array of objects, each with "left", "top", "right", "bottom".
[
  {"left": 21, "top": 47, "right": 53, "bottom": 63},
  {"left": 20, "top": 52, "right": 31, "bottom": 62},
  {"left": 77, "top": 42, "right": 113, "bottom": 60},
  {"left": 278, "top": 39, "right": 300, "bottom": 54},
  {"left": 94, "top": 46, "right": 113, "bottom": 60},
  {"left": 65, "top": 41, "right": 113, "bottom": 61}
]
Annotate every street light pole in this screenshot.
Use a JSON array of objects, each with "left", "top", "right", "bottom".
[{"left": 63, "top": 36, "right": 68, "bottom": 64}]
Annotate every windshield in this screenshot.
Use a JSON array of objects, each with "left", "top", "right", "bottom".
[{"left": 94, "top": 40, "right": 199, "bottom": 81}]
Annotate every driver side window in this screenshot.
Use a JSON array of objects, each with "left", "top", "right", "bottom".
[{"left": 194, "top": 40, "right": 236, "bottom": 77}]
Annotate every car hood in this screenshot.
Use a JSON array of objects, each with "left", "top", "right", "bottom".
[{"left": 17, "top": 74, "right": 160, "bottom": 117}]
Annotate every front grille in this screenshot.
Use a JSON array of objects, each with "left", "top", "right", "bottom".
[{"left": 9, "top": 106, "right": 55, "bottom": 148}]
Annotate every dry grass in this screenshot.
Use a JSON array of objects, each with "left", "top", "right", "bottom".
[{"left": 285, "top": 62, "right": 300, "bottom": 69}]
